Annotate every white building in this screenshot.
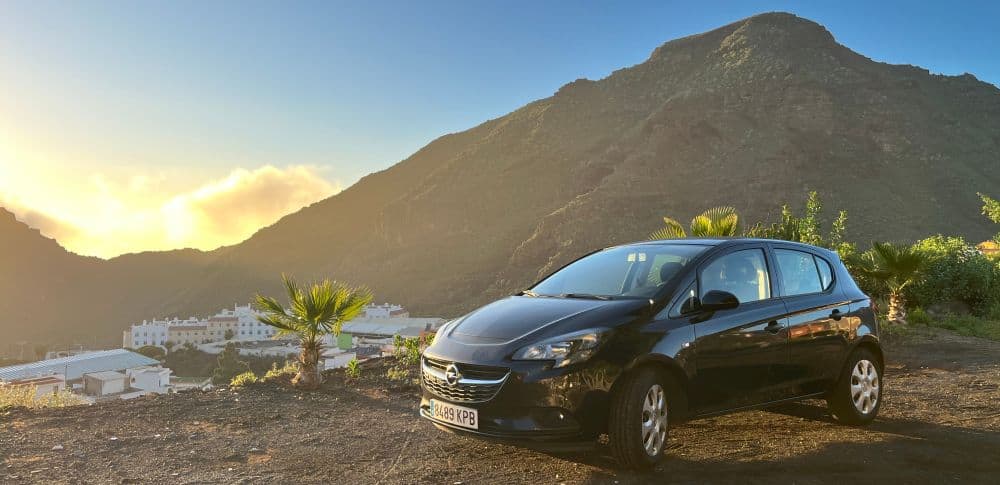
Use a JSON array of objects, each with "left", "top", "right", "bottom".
[
  {"left": 363, "top": 303, "right": 409, "bottom": 319},
  {"left": 122, "top": 303, "right": 437, "bottom": 351},
  {"left": 83, "top": 371, "right": 127, "bottom": 396},
  {"left": 126, "top": 367, "right": 172, "bottom": 393},
  {"left": 212, "top": 304, "right": 277, "bottom": 340},
  {"left": 122, "top": 304, "right": 279, "bottom": 348},
  {"left": 123, "top": 317, "right": 202, "bottom": 348}
]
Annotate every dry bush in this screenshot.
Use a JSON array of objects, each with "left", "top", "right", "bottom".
[{"left": 0, "top": 385, "right": 84, "bottom": 410}]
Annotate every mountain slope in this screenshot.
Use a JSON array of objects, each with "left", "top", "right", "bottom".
[{"left": 2, "top": 12, "right": 999, "bottom": 347}]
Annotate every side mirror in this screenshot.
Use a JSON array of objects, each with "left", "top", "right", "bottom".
[{"left": 700, "top": 290, "right": 739, "bottom": 312}]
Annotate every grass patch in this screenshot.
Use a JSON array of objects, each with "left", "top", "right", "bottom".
[{"left": 927, "top": 315, "right": 1000, "bottom": 341}]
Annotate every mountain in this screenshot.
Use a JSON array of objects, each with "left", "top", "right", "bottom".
[{"left": 3, "top": 12, "right": 999, "bottom": 349}]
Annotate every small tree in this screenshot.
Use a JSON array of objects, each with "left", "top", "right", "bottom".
[
  {"left": 650, "top": 207, "right": 740, "bottom": 239},
  {"left": 850, "top": 242, "right": 928, "bottom": 324},
  {"left": 212, "top": 342, "right": 250, "bottom": 385},
  {"left": 136, "top": 345, "right": 166, "bottom": 360},
  {"left": 224, "top": 329, "right": 235, "bottom": 341},
  {"left": 980, "top": 192, "right": 1000, "bottom": 243},
  {"left": 254, "top": 275, "right": 372, "bottom": 390},
  {"left": 747, "top": 191, "right": 856, "bottom": 259}
]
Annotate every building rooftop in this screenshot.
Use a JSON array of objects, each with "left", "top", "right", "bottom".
[
  {"left": 0, "top": 349, "right": 159, "bottom": 382},
  {"left": 341, "top": 319, "right": 443, "bottom": 338},
  {"left": 7, "top": 375, "right": 65, "bottom": 386},
  {"left": 85, "top": 371, "right": 126, "bottom": 381}
]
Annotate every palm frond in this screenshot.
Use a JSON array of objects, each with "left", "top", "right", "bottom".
[
  {"left": 855, "top": 242, "right": 928, "bottom": 293},
  {"left": 649, "top": 216, "right": 687, "bottom": 239},
  {"left": 691, "top": 206, "right": 740, "bottom": 237}
]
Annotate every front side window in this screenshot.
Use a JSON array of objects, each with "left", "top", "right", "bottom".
[
  {"left": 700, "top": 249, "right": 771, "bottom": 304},
  {"left": 775, "top": 249, "right": 825, "bottom": 296},
  {"left": 531, "top": 244, "right": 709, "bottom": 299}
]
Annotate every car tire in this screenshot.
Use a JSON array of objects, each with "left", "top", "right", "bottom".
[
  {"left": 827, "top": 348, "right": 883, "bottom": 425},
  {"left": 608, "top": 367, "right": 676, "bottom": 470}
]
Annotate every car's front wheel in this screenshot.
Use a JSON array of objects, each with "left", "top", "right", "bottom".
[
  {"left": 827, "top": 348, "right": 883, "bottom": 425},
  {"left": 608, "top": 367, "right": 676, "bottom": 469}
]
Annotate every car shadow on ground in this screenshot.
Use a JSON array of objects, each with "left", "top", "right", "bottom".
[{"left": 567, "top": 402, "right": 1000, "bottom": 484}]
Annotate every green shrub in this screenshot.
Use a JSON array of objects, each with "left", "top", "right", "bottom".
[
  {"left": 908, "top": 307, "right": 931, "bottom": 325},
  {"left": 229, "top": 371, "right": 259, "bottom": 388},
  {"left": 393, "top": 335, "right": 422, "bottom": 368},
  {"left": 345, "top": 359, "right": 361, "bottom": 379},
  {"left": 386, "top": 366, "right": 410, "bottom": 382},
  {"left": 906, "top": 236, "right": 999, "bottom": 313},
  {"left": 262, "top": 361, "right": 298, "bottom": 382}
]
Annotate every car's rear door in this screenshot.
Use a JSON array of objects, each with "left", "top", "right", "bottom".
[
  {"left": 770, "top": 244, "right": 853, "bottom": 395},
  {"left": 688, "top": 244, "right": 791, "bottom": 414}
]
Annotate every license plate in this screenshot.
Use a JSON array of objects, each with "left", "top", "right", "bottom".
[{"left": 429, "top": 399, "right": 478, "bottom": 430}]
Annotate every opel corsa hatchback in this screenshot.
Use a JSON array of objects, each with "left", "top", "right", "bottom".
[{"left": 420, "top": 239, "right": 882, "bottom": 469}]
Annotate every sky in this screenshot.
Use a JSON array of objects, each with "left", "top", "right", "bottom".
[{"left": 2, "top": 1, "right": 999, "bottom": 258}]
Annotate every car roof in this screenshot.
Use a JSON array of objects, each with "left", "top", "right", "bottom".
[{"left": 615, "top": 238, "right": 834, "bottom": 253}]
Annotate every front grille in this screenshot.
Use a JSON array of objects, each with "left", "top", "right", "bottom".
[
  {"left": 423, "top": 356, "right": 508, "bottom": 380},
  {"left": 421, "top": 357, "right": 509, "bottom": 404}
]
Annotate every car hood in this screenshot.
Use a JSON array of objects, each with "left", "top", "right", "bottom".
[{"left": 444, "top": 295, "right": 651, "bottom": 345}]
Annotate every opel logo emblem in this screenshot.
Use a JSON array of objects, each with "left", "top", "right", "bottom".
[{"left": 444, "top": 364, "right": 461, "bottom": 387}]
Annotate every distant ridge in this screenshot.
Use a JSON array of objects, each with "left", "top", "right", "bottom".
[{"left": 2, "top": 12, "right": 998, "bottom": 348}]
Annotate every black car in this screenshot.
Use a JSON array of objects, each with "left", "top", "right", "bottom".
[{"left": 420, "top": 239, "right": 882, "bottom": 469}]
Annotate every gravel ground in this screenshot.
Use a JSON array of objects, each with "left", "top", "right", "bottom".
[{"left": 2, "top": 327, "right": 998, "bottom": 484}]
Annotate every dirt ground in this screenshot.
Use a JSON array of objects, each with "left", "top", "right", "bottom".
[{"left": 2, "top": 327, "right": 998, "bottom": 484}]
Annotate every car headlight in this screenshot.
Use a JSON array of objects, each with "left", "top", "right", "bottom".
[{"left": 512, "top": 328, "right": 609, "bottom": 368}]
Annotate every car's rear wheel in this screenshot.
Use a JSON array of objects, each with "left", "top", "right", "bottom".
[
  {"left": 827, "top": 348, "right": 882, "bottom": 425},
  {"left": 608, "top": 367, "right": 676, "bottom": 470}
]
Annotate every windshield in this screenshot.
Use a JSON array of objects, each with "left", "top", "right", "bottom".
[{"left": 529, "top": 244, "right": 709, "bottom": 299}]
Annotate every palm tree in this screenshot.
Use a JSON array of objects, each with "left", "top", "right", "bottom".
[
  {"left": 650, "top": 206, "right": 741, "bottom": 239},
  {"left": 254, "top": 274, "right": 373, "bottom": 389},
  {"left": 850, "top": 242, "right": 927, "bottom": 324}
]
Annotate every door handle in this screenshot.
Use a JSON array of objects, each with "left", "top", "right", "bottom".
[
  {"left": 765, "top": 320, "right": 782, "bottom": 333},
  {"left": 830, "top": 309, "right": 843, "bottom": 321}
]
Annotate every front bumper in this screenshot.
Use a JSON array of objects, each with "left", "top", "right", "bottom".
[{"left": 418, "top": 355, "right": 621, "bottom": 442}]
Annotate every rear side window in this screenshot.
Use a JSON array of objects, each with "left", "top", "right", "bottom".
[{"left": 775, "top": 249, "right": 833, "bottom": 296}]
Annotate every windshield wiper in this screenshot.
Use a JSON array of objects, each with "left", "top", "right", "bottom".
[
  {"left": 517, "top": 290, "right": 540, "bottom": 297},
  {"left": 559, "top": 293, "right": 613, "bottom": 300}
]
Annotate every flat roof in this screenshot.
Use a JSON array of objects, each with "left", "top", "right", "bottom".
[
  {"left": 8, "top": 375, "right": 65, "bottom": 386},
  {"left": 85, "top": 371, "right": 125, "bottom": 381},
  {"left": 0, "top": 349, "right": 159, "bottom": 382}
]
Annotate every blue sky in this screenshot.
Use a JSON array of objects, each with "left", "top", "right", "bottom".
[{"left": 2, "top": 0, "right": 998, "bottom": 256}]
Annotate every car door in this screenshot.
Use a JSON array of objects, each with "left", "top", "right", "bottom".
[
  {"left": 771, "top": 245, "right": 853, "bottom": 395},
  {"left": 687, "top": 245, "right": 791, "bottom": 414}
]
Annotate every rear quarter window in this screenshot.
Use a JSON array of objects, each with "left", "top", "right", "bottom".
[{"left": 774, "top": 249, "right": 832, "bottom": 296}]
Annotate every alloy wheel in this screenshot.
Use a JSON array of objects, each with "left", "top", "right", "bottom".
[
  {"left": 850, "top": 359, "right": 880, "bottom": 414},
  {"left": 641, "top": 384, "right": 668, "bottom": 456}
]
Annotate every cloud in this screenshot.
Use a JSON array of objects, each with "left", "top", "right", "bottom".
[
  {"left": 2, "top": 165, "right": 340, "bottom": 258},
  {"left": 162, "top": 165, "right": 340, "bottom": 248},
  {"left": 3, "top": 203, "right": 81, "bottom": 243}
]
